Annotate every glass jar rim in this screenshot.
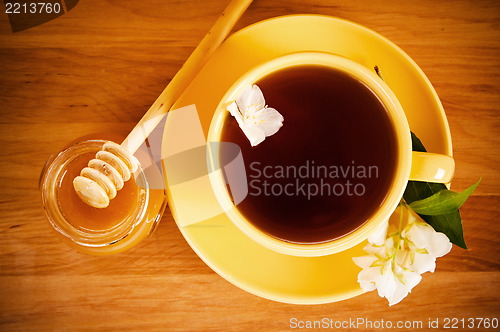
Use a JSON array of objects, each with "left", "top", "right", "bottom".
[{"left": 40, "top": 139, "right": 150, "bottom": 248}]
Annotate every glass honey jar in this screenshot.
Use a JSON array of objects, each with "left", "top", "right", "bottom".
[{"left": 40, "top": 139, "right": 167, "bottom": 255}]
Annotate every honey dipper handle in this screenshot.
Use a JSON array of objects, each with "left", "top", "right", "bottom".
[{"left": 121, "top": 0, "right": 253, "bottom": 154}]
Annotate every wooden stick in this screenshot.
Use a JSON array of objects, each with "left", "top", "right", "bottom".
[{"left": 121, "top": 0, "right": 253, "bottom": 154}]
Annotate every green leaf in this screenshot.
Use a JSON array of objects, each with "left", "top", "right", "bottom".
[
  {"left": 410, "top": 131, "right": 426, "bottom": 152},
  {"left": 403, "top": 132, "right": 468, "bottom": 249},
  {"left": 409, "top": 179, "right": 481, "bottom": 215},
  {"left": 418, "top": 213, "right": 467, "bottom": 249}
]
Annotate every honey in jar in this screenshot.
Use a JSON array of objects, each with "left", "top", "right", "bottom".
[{"left": 40, "top": 139, "right": 167, "bottom": 255}]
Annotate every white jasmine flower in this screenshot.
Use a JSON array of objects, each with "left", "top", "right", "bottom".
[
  {"left": 404, "top": 215, "right": 452, "bottom": 258},
  {"left": 368, "top": 219, "right": 389, "bottom": 246},
  {"left": 353, "top": 206, "right": 452, "bottom": 306},
  {"left": 376, "top": 260, "right": 397, "bottom": 298},
  {"left": 388, "top": 264, "right": 422, "bottom": 306},
  {"left": 411, "top": 250, "right": 437, "bottom": 274},
  {"left": 227, "top": 85, "right": 284, "bottom": 146},
  {"left": 354, "top": 257, "right": 379, "bottom": 292}
]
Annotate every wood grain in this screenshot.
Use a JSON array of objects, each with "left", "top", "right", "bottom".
[{"left": 1, "top": 0, "right": 499, "bottom": 330}]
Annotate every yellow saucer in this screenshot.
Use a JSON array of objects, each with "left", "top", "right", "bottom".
[{"left": 170, "top": 15, "right": 452, "bottom": 304}]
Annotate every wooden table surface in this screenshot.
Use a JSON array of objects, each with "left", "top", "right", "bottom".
[{"left": 1, "top": 0, "right": 499, "bottom": 330}]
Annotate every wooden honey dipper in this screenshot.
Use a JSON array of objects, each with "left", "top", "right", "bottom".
[
  {"left": 73, "top": 0, "right": 253, "bottom": 208},
  {"left": 73, "top": 142, "right": 139, "bottom": 208}
]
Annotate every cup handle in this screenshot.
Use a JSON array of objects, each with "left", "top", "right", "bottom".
[{"left": 409, "top": 152, "right": 455, "bottom": 183}]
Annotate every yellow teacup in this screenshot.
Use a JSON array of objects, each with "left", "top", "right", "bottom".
[{"left": 208, "top": 52, "right": 454, "bottom": 257}]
